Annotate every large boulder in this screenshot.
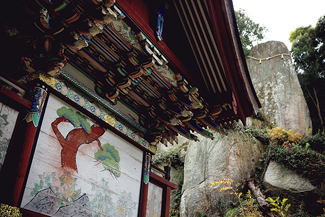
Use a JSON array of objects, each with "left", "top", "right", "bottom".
[
  {"left": 264, "top": 161, "right": 316, "bottom": 193},
  {"left": 263, "top": 161, "right": 322, "bottom": 214},
  {"left": 179, "top": 129, "right": 264, "bottom": 216},
  {"left": 246, "top": 41, "right": 312, "bottom": 136}
]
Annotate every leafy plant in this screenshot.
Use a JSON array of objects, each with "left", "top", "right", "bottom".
[
  {"left": 235, "top": 8, "right": 268, "bottom": 56},
  {"left": 266, "top": 197, "right": 291, "bottom": 217},
  {"left": 301, "top": 134, "right": 325, "bottom": 154},
  {"left": 267, "top": 126, "right": 302, "bottom": 146},
  {"left": 194, "top": 210, "right": 207, "bottom": 217},
  {"left": 210, "top": 179, "right": 263, "bottom": 216},
  {"left": 152, "top": 144, "right": 186, "bottom": 167},
  {"left": 267, "top": 144, "right": 325, "bottom": 186},
  {"left": 0, "top": 204, "right": 22, "bottom": 217}
]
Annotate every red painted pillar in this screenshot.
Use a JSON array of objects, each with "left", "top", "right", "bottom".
[
  {"left": 164, "top": 186, "right": 172, "bottom": 217},
  {"left": 12, "top": 83, "right": 48, "bottom": 206},
  {"left": 140, "top": 182, "right": 149, "bottom": 217},
  {"left": 140, "top": 153, "right": 151, "bottom": 216}
]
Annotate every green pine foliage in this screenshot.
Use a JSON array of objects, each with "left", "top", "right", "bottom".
[
  {"left": 56, "top": 107, "right": 91, "bottom": 133},
  {"left": 95, "top": 143, "right": 121, "bottom": 178}
]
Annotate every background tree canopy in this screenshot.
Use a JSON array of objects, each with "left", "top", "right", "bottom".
[
  {"left": 235, "top": 8, "right": 268, "bottom": 56},
  {"left": 290, "top": 15, "right": 325, "bottom": 133}
]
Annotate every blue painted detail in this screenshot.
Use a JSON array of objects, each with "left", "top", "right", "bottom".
[
  {"left": 81, "top": 48, "right": 108, "bottom": 70},
  {"left": 138, "top": 80, "right": 160, "bottom": 98},
  {"left": 74, "top": 95, "right": 79, "bottom": 102},
  {"left": 91, "top": 39, "right": 119, "bottom": 62},
  {"left": 103, "top": 27, "right": 131, "bottom": 52},
  {"left": 81, "top": 35, "right": 90, "bottom": 42},
  {"left": 145, "top": 68, "right": 152, "bottom": 75},
  {"left": 56, "top": 82, "right": 62, "bottom": 90},
  {"left": 30, "top": 87, "right": 44, "bottom": 113},
  {"left": 151, "top": 69, "right": 171, "bottom": 89},
  {"left": 132, "top": 78, "right": 140, "bottom": 85},
  {"left": 156, "top": 6, "right": 165, "bottom": 41}
]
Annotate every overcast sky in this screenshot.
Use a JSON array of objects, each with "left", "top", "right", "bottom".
[{"left": 232, "top": 0, "right": 325, "bottom": 50}]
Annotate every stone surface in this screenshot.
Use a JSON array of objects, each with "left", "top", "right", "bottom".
[
  {"left": 246, "top": 41, "right": 312, "bottom": 136},
  {"left": 179, "top": 129, "right": 264, "bottom": 217},
  {"left": 263, "top": 161, "right": 322, "bottom": 214},
  {"left": 264, "top": 161, "right": 316, "bottom": 193}
]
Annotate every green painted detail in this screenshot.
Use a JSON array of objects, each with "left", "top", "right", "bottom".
[
  {"left": 32, "top": 113, "right": 41, "bottom": 127},
  {"left": 202, "top": 129, "right": 214, "bottom": 139},
  {"left": 57, "top": 107, "right": 91, "bottom": 134},
  {"left": 95, "top": 143, "right": 121, "bottom": 178},
  {"left": 143, "top": 174, "right": 149, "bottom": 185}
]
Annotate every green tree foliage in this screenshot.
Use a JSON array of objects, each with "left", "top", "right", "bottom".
[
  {"left": 290, "top": 15, "right": 325, "bottom": 133},
  {"left": 94, "top": 143, "right": 121, "bottom": 178},
  {"left": 56, "top": 107, "right": 91, "bottom": 133},
  {"left": 235, "top": 8, "right": 268, "bottom": 56}
]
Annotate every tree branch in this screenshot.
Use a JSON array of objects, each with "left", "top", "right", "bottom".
[{"left": 247, "top": 180, "right": 275, "bottom": 217}]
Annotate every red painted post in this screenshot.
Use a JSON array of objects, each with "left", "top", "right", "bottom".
[
  {"left": 140, "top": 182, "right": 149, "bottom": 217},
  {"left": 164, "top": 186, "right": 172, "bottom": 217},
  {"left": 12, "top": 83, "right": 48, "bottom": 206}
]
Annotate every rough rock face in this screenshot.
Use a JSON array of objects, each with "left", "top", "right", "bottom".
[
  {"left": 263, "top": 161, "right": 321, "bottom": 214},
  {"left": 264, "top": 161, "right": 315, "bottom": 193},
  {"left": 246, "top": 41, "right": 312, "bottom": 136},
  {"left": 179, "top": 129, "right": 264, "bottom": 216}
]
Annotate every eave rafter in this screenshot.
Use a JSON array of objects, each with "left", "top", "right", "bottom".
[{"left": 2, "top": 0, "right": 245, "bottom": 147}]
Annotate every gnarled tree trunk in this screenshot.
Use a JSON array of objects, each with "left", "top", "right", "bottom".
[{"left": 51, "top": 117, "right": 105, "bottom": 172}]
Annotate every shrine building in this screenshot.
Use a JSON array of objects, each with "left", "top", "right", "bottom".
[{"left": 0, "top": 0, "right": 260, "bottom": 216}]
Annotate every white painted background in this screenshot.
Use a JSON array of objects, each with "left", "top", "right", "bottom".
[{"left": 21, "top": 94, "right": 143, "bottom": 216}]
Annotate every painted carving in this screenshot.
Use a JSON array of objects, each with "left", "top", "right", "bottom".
[
  {"left": 26, "top": 85, "right": 47, "bottom": 127},
  {"left": 143, "top": 153, "right": 151, "bottom": 184},
  {"left": 51, "top": 107, "right": 105, "bottom": 172},
  {"left": 156, "top": 6, "right": 165, "bottom": 41}
]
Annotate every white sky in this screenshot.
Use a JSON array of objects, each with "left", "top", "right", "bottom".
[{"left": 232, "top": 0, "right": 325, "bottom": 50}]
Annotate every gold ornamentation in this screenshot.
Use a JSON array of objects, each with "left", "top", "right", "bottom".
[{"left": 104, "top": 114, "right": 116, "bottom": 126}]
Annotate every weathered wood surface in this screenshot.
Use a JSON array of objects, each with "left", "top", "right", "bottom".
[
  {"left": 21, "top": 95, "right": 143, "bottom": 217},
  {"left": 146, "top": 182, "right": 163, "bottom": 217},
  {"left": 0, "top": 102, "right": 19, "bottom": 171}
]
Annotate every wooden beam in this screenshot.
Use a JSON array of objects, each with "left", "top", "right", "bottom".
[
  {"left": 0, "top": 86, "right": 31, "bottom": 109},
  {"left": 150, "top": 172, "right": 178, "bottom": 189},
  {"left": 115, "top": 0, "right": 198, "bottom": 87}
]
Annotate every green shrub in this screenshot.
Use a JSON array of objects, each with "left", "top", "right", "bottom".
[
  {"left": 301, "top": 134, "right": 325, "bottom": 154},
  {"left": 268, "top": 144, "right": 325, "bottom": 186},
  {"left": 152, "top": 148, "right": 185, "bottom": 167}
]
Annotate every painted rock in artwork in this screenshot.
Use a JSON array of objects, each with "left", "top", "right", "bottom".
[
  {"left": 53, "top": 194, "right": 92, "bottom": 217},
  {"left": 23, "top": 188, "right": 60, "bottom": 216}
]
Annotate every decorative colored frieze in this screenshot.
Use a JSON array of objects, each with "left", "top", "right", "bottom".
[{"left": 37, "top": 72, "right": 153, "bottom": 152}]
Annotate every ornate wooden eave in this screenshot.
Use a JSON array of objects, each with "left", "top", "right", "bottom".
[
  {"left": 0, "top": 0, "right": 260, "bottom": 147},
  {"left": 173, "top": 0, "right": 261, "bottom": 124}
]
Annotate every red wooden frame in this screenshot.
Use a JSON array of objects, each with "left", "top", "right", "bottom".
[{"left": 140, "top": 171, "right": 178, "bottom": 217}]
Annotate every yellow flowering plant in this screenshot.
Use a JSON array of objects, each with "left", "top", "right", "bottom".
[
  {"left": 267, "top": 126, "right": 303, "bottom": 146},
  {"left": 0, "top": 204, "right": 22, "bottom": 217},
  {"left": 210, "top": 179, "right": 262, "bottom": 216}
]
